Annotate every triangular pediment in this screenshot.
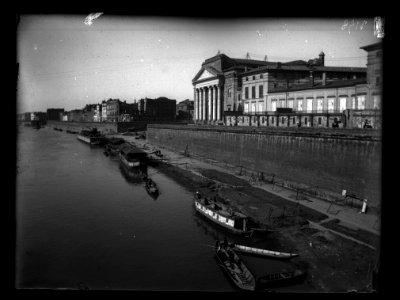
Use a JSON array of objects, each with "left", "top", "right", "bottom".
[
  {"left": 192, "top": 67, "right": 219, "bottom": 83},
  {"left": 198, "top": 69, "right": 216, "bottom": 80}
]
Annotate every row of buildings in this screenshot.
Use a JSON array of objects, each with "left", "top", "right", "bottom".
[
  {"left": 192, "top": 42, "right": 382, "bottom": 129},
  {"left": 18, "top": 97, "right": 194, "bottom": 124}
]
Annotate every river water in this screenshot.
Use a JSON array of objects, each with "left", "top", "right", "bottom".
[{"left": 16, "top": 125, "right": 310, "bottom": 291}]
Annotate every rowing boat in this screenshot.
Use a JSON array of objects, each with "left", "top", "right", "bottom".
[{"left": 215, "top": 240, "right": 256, "bottom": 291}]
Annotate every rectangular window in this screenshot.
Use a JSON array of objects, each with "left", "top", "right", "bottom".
[
  {"left": 358, "top": 95, "right": 366, "bottom": 110},
  {"left": 271, "top": 117, "right": 275, "bottom": 124},
  {"left": 339, "top": 97, "right": 347, "bottom": 112},
  {"left": 318, "top": 117, "right": 322, "bottom": 125},
  {"left": 328, "top": 98, "right": 335, "bottom": 112},
  {"left": 238, "top": 94, "right": 241, "bottom": 101},
  {"left": 280, "top": 99, "right": 286, "bottom": 108},
  {"left": 307, "top": 98, "right": 313, "bottom": 112},
  {"left": 253, "top": 76, "right": 256, "bottom": 80},
  {"left": 245, "top": 87, "right": 249, "bottom": 99},
  {"left": 260, "top": 74, "right": 263, "bottom": 79},
  {"left": 305, "top": 117, "right": 308, "bottom": 125},
  {"left": 251, "top": 103, "right": 256, "bottom": 114},
  {"left": 288, "top": 100, "right": 294, "bottom": 109},
  {"left": 352, "top": 96, "right": 356, "bottom": 109},
  {"left": 376, "top": 76, "right": 381, "bottom": 85},
  {"left": 252, "top": 86, "right": 256, "bottom": 98},
  {"left": 271, "top": 100, "right": 277, "bottom": 112},
  {"left": 259, "top": 85, "right": 263, "bottom": 98},
  {"left": 244, "top": 103, "right": 249, "bottom": 113},
  {"left": 228, "top": 88, "right": 232, "bottom": 98},
  {"left": 373, "top": 95, "right": 381, "bottom": 109},
  {"left": 317, "top": 99, "right": 323, "bottom": 112},
  {"left": 297, "top": 99, "right": 303, "bottom": 111},
  {"left": 258, "top": 102, "right": 263, "bottom": 113}
]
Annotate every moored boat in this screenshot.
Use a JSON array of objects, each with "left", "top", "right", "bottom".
[
  {"left": 215, "top": 240, "right": 256, "bottom": 291},
  {"left": 104, "top": 137, "right": 125, "bottom": 156},
  {"left": 231, "top": 243, "right": 299, "bottom": 259},
  {"left": 77, "top": 128, "right": 105, "bottom": 145},
  {"left": 257, "top": 269, "right": 307, "bottom": 288},
  {"left": 194, "top": 191, "right": 267, "bottom": 236},
  {"left": 145, "top": 178, "right": 159, "bottom": 196},
  {"left": 119, "top": 143, "right": 147, "bottom": 168}
]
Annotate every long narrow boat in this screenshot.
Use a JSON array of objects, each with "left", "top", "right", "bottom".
[
  {"left": 215, "top": 240, "right": 256, "bottom": 291},
  {"left": 231, "top": 243, "right": 299, "bottom": 259},
  {"left": 194, "top": 191, "right": 269, "bottom": 236}
]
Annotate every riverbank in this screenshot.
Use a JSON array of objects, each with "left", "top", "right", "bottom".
[{"left": 113, "top": 133, "right": 380, "bottom": 292}]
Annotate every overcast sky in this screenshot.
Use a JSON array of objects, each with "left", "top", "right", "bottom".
[{"left": 17, "top": 15, "right": 379, "bottom": 113}]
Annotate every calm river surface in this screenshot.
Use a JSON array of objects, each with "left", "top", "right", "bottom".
[{"left": 16, "top": 125, "right": 309, "bottom": 291}]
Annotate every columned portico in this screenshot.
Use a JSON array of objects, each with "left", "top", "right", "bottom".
[{"left": 194, "top": 77, "right": 222, "bottom": 124}]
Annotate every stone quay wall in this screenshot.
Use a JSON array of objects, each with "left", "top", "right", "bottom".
[{"left": 147, "top": 124, "right": 381, "bottom": 207}]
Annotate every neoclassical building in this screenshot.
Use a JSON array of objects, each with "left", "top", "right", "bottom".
[
  {"left": 192, "top": 51, "right": 368, "bottom": 125},
  {"left": 192, "top": 54, "right": 271, "bottom": 124}
]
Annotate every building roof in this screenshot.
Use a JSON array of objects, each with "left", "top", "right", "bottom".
[
  {"left": 360, "top": 42, "right": 382, "bottom": 52},
  {"left": 269, "top": 78, "right": 367, "bottom": 93},
  {"left": 241, "top": 64, "right": 366, "bottom": 76},
  {"left": 195, "top": 53, "right": 366, "bottom": 83}
]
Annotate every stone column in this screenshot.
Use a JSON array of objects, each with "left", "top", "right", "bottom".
[
  {"left": 193, "top": 88, "right": 197, "bottom": 121},
  {"left": 208, "top": 87, "right": 212, "bottom": 122},
  {"left": 199, "top": 88, "right": 204, "bottom": 121},
  {"left": 203, "top": 88, "right": 207, "bottom": 121},
  {"left": 196, "top": 89, "right": 200, "bottom": 121},
  {"left": 213, "top": 86, "right": 217, "bottom": 121},
  {"left": 217, "top": 85, "right": 222, "bottom": 121}
]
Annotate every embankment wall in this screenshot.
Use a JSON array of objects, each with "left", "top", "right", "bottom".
[{"left": 147, "top": 125, "right": 381, "bottom": 206}]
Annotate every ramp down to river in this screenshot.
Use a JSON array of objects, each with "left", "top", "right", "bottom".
[{"left": 146, "top": 124, "right": 381, "bottom": 207}]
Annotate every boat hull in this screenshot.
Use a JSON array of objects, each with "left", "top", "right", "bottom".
[
  {"left": 77, "top": 134, "right": 105, "bottom": 145},
  {"left": 233, "top": 244, "right": 299, "bottom": 259},
  {"left": 194, "top": 200, "right": 251, "bottom": 236},
  {"left": 215, "top": 244, "right": 256, "bottom": 291},
  {"left": 119, "top": 153, "right": 141, "bottom": 168},
  {"left": 257, "top": 270, "right": 307, "bottom": 288}
]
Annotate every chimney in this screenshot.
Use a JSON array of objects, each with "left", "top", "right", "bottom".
[
  {"left": 322, "top": 72, "right": 326, "bottom": 85},
  {"left": 319, "top": 51, "right": 325, "bottom": 66},
  {"left": 310, "top": 71, "right": 314, "bottom": 86},
  {"left": 264, "top": 55, "right": 268, "bottom": 61}
]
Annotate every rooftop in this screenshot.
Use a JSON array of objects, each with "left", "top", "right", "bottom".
[{"left": 269, "top": 78, "right": 367, "bottom": 93}]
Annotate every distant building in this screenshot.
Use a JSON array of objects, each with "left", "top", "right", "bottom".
[
  {"left": 82, "top": 104, "right": 97, "bottom": 122},
  {"left": 94, "top": 104, "right": 102, "bottom": 122},
  {"left": 101, "top": 100, "right": 108, "bottom": 122},
  {"left": 118, "top": 101, "right": 139, "bottom": 122},
  {"left": 137, "top": 97, "right": 176, "bottom": 121},
  {"left": 176, "top": 99, "right": 194, "bottom": 121},
  {"left": 68, "top": 109, "right": 84, "bottom": 122},
  {"left": 47, "top": 108, "right": 64, "bottom": 121},
  {"left": 106, "top": 99, "right": 120, "bottom": 122}
]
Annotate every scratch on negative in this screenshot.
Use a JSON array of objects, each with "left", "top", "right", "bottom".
[{"left": 84, "top": 13, "right": 103, "bottom": 26}]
